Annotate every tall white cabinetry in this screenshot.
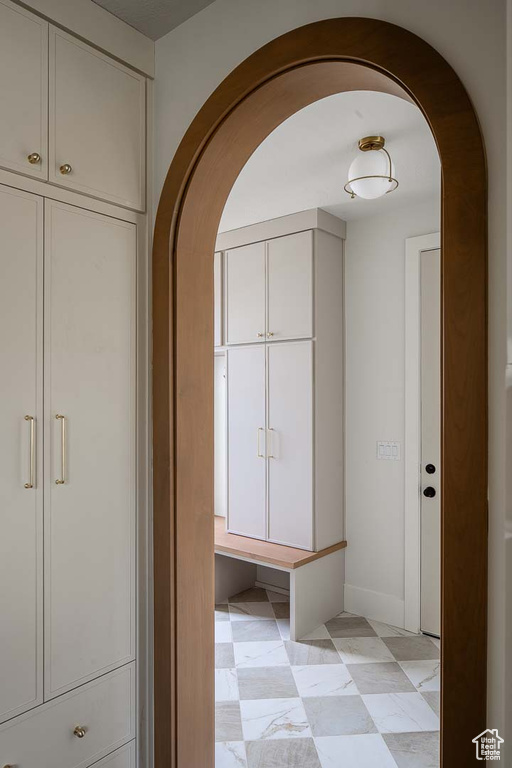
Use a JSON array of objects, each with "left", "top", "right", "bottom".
[{"left": 218, "top": 213, "right": 345, "bottom": 552}]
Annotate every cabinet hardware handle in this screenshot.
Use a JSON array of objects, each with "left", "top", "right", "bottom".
[
  {"left": 59, "top": 163, "right": 72, "bottom": 175},
  {"left": 24, "top": 415, "right": 35, "bottom": 489},
  {"left": 423, "top": 486, "right": 436, "bottom": 498},
  {"left": 257, "top": 332, "right": 264, "bottom": 338},
  {"left": 55, "top": 414, "right": 66, "bottom": 485},
  {"left": 27, "top": 152, "right": 41, "bottom": 165},
  {"left": 73, "top": 725, "right": 87, "bottom": 738},
  {"left": 257, "top": 427, "right": 265, "bottom": 458},
  {"left": 3, "top": 764, "right": 14, "bottom": 767},
  {"left": 267, "top": 332, "right": 274, "bottom": 338},
  {"left": 267, "top": 427, "right": 275, "bottom": 459}
]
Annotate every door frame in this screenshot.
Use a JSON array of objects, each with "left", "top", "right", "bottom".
[
  {"left": 404, "top": 232, "right": 441, "bottom": 634},
  {"left": 152, "top": 18, "right": 488, "bottom": 767}
]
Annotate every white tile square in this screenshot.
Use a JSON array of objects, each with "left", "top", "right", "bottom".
[
  {"left": 216, "top": 622, "right": 233, "bottom": 643},
  {"left": 315, "top": 734, "right": 397, "bottom": 767},
  {"left": 292, "top": 664, "right": 357, "bottom": 697},
  {"left": 215, "top": 668, "right": 239, "bottom": 702},
  {"left": 302, "top": 625, "right": 331, "bottom": 640},
  {"left": 215, "top": 741, "right": 247, "bottom": 768},
  {"left": 399, "top": 660, "right": 441, "bottom": 691},
  {"left": 229, "top": 602, "right": 276, "bottom": 621},
  {"left": 234, "top": 640, "right": 289, "bottom": 668},
  {"left": 334, "top": 637, "right": 395, "bottom": 664},
  {"left": 277, "top": 619, "right": 290, "bottom": 640},
  {"left": 240, "top": 697, "right": 311, "bottom": 741},
  {"left": 362, "top": 692, "right": 440, "bottom": 733}
]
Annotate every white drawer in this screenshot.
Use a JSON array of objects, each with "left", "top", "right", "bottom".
[
  {"left": 0, "top": 664, "right": 135, "bottom": 768},
  {"left": 91, "top": 741, "right": 136, "bottom": 768}
]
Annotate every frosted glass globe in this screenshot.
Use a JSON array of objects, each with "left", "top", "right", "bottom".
[{"left": 347, "top": 150, "right": 395, "bottom": 200}]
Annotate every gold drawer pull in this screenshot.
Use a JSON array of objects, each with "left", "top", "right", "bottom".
[
  {"left": 60, "top": 163, "right": 72, "bottom": 175},
  {"left": 73, "top": 725, "right": 87, "bottom": 738},
  {"left": 27, "top": 152, "right": 41, "bottom": 165},
  {"left": 55, "top": 414, "right": 66, "bottom": 485},
  {"left": 24, "top": 415, "right": 35, "bottom": 489}
]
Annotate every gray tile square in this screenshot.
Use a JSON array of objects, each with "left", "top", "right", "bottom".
[
  {"left": 238, "top": 667, "right": 298, "bottom": 700},
  {"left": 246, "top": 738, "right": 321, "bottom": 768},
  {"left": 229, "top": 587, "right": 269, "bottom": 603},
  {"left": 215, "top": 701, "right": 243, "bottom": 742},
  {"left": 325, "top": 616, "right": 377, "bottom": 638},
  {"left": 383, "top": 731, "right": 440, "bottom": 767},
  {"left": 216, "top": 642, "right": 235, "bottom": 669},
  {"left": 303, "top": 695, "right": 377, "bottom": 736},
  {"left": 215, "top": 604, "right": 231, "bottom": 622},
  {"left": 232, "top": 620, "right": 281, "bottom": 642},
  {"left": 383, "top": 637, "right": 440, "bottom": 661},
  {"left": 285, "top": 640, "right": 340, "bottom": 666},
  {"left": 347, "top": 662, "right": 417, "bottom": 694},
  {"left": 421, "top": 691, "right": 440, "bottom": 716},
  {"left": 272, "top": 602, "right": 290, "bottom": 619}
]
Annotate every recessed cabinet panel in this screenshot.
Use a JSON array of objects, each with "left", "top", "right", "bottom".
[
  {"left": 0, "top": 1, "right": 48, "bottom": 179},
  {"left": 49, "top": 27, "right": 145, "bottom": 210},
  {"left": 227, "top": 346, "right": 266, "bottom": 539},
  {"left": 225, "top": 242, "right": 266, "bottom": 344},
  {"left": 0, "top": 185, "right": 43, "bottom": 722},
  {"left": 45, "top": 201, "right": 136, "bottom": 697},
  {"left": 267, "top": 342, "right": 313, "bottom": 550},
  {"left": 214, "top": 251, "right": 222, "bottom": 347},
  {"left": 267, "top": 231, "right": 313, "bottom": 341}
]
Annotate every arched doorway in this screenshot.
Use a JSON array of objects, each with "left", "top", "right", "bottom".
[{"left": 152, "top": 18, "right": 487, "bottom": 767}]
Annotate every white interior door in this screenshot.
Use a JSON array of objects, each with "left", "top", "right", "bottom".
[
  {"left": 420, "top": 248, "right": 441, "bottom": 637},
  {"left": 0, "top": 185, "right": 43, "bottom": 722},
  {"left": 267, "top": 231, "right": 313, "bottom": 341},
  {"left": 0, "top": 0, "right": 48, "bottom": 179},
  {"left": 214, "top": 354, "right": 227, "bottom": 518},
  {"left": 225, "top": 242, "right": 266, "bottom": 344},
  {"left": 44, "top": 200, "right": 136, "bottom": 698},
  {"left": 227, "top": 345, "right": 266, "bottom": 538},
  {"left": 214, "top": 251, "right": 222, "bottom": 347},
  {"left": 267, "top": 341, "right": 313, "bottom": 550}
]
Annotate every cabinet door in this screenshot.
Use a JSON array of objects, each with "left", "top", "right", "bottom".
[
  {"left": 49, "top": 27, "right": 145, "bottom": 210},
  {"left": 0, "top": 0, "right": 48, "bottom": 179},
  {"left": 227, "top": 346, "right": 266, "bottom": 539},
  {"left": 225, "top": 242, "right": 266, "bottom": 344},
  {"left": 0, "top": 185, "right": 43, "bottom": 722},
  {"left": 45, "top": 200, "right": 136, "bottom": 698},
  {"left": 267, "top": 231, "right": 313, "bottom": 341},
  {"left": 267, "top": 342, "right": 313, "bottom": 550},
  {"left": 214, "top": 251, "right": 222, "bottom": 347}
]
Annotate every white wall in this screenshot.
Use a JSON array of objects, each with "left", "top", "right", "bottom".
[
  {"left": 344, "top": 198, "right": 439, "bottom": 626},
  {"left": 154, "top": 0, "right": 508, "bottom": 740}
]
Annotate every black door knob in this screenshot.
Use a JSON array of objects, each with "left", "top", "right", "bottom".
[
  {"left": 425, "top": 464, "right": 436, "bottom": 474},
  {"left": 423, "top": 486, "right": 436, "bottom": 498}
]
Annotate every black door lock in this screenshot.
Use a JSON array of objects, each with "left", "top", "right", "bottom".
[
  {"left": 425, "top": 464, "right": 436, "bottom": 474},
  {"left": 423, "top": 486, "right": 436, "bottom": 498}
]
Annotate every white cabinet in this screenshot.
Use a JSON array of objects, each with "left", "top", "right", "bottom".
[
  {"left": 225, "top": 241, "right": 266, "bottom": 344},
  {"left": 214, "top": 251, "right": 223, "bottom": 347},
  {"left": 267, "top": 232, "right": 313, "bottom": 341},
  {"left": 0, "top": 186, "right": 43, "bottom": 723},
  {"left": 44, "top": 201, "right": 136, "bottom": 698},
  {"left": 49, "top": 28, "right": 145, "bottom": 211},
  {"left": 0, "top": 0, "right": 48, "bottom": 179}
]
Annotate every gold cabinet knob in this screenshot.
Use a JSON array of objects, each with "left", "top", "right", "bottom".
[
  {"left": 73, "top": 725, "right": 87, "bottom": 738},
  {"left": 27, "top": 152, "right": 41, "bottom": 164},
  {"left": 60, "top": 164, "right": 72, "bottom": 175},
  {"left": 257, "top": 332, "right": 264, "bottom": 338},
  {"left": 267, "top": 332, "right": 274, "bottom": 337}
]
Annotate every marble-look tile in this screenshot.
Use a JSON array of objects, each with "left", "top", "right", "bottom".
[
  {"left": 246, "top": 737, "right": 321, "bottom": 768},
  {"left": 362, "top": 693, "right": 440, "bottom": 733},
  {"left": 215, "top": 668, "right": 239, "bottom": 702},
  {"left": 303, "top": 695, "right": 376, "bottom": 737},
  {"left": 229, "top": 587, "right": 269, "bottom": 603},
  {"left": 325, "top": 617, "right": 377, "bottom": 638},
  {"left": 429, "top": 637, "right": 440, "bottom": 649},
  {"left": 301, "top": 625, "right": 331, "bottom": 640},
  {"left": 400, "top": 660, "right": 440, "bottom": 691},
  {"left": 314, "top": 734, "right": 397, "bottom": 767},
  {"left": 383, "top": 731, "right": 440, "bottom": 767},
  {"left": 285, "top": 640, "right": 340, "bottom": 666},
  {"left": 216, "top": 604, "right": 231, "bottom": 621},
  {"left": 216, "top": 701, "right": 243, "bottom": 742},
  {"left": 240, "top": 697, "right": 311, "bottom": 741},
  {"left": 216, "top": 622, "right": 233, "bottom": 643},
  {"left": 229, "top": 602, "right": 276, "bottom": 621},
  {"left": 383, "top": 637, "right": 439, "bottom": 661},
  {"left": 216, "top": 642, "right": 235, "bottom": 669},
  {"left": 368, "top": 620, "right": 416, "bottom": 638},
  {"left": 277, "top": 619, "right": 290, "bottom": 640},
  {"left": 272, "top": 602, "right": 290, "bottom": 619},
  {"left": 238, "top": 666, "right": 298, "bottom": 700},
  {"left": 334, "top": 637, "right": 395, "bottom": 665},
  {"left": 421, "top": 691, "right": 440, "bottom": 716},
  {"left": 292, "top": 664, "right": 357, "bottom": 697},
  {"left": 266, "top": 590, "right": 290, "bottom": 603},
  {"left": 232, "top": 620, "right": 281, "bottom": 642},
  {"left": 234, "top": 640, "right": 289, "bottom": 668},
  {"left": 215, "top": 741, "right": 247, "bottom": 768},
  {"left": 347, "top": 662, "right": 416, "bottom": 694}
]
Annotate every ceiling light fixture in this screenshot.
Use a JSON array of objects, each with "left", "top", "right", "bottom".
[{"left": 344, "top": 136, "right": 399, "bottom": 200}]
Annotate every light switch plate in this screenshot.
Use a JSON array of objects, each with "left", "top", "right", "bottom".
[{"left": 377, "top": 441, "right": 401, "bottom": 460}]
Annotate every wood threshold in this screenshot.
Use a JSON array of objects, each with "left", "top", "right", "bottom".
[{"left": 214, "top": 515, "right": 347, "bottom": 570}]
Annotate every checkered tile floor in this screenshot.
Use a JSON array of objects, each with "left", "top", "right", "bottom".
[{"left": 215, "top": 587, "right": 440, "bottom": 768}]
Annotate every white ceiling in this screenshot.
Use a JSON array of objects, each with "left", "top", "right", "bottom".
[
  {"left": 91, "top": 0, "right": 215, "bottom": 40},
  {"left": 219, "top": 91, "right": 441, "bottom": 233}
]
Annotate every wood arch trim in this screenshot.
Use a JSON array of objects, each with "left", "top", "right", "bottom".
[{"left": 153, "top": 17, "right": 487, "bottom": 768}]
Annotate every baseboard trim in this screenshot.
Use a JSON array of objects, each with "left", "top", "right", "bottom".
[
  {"left": 254, "top": 580, "right": 290, "bottom": 597},
  {"left": 344, "top": 583, "right": 405, "bottom": 629}
]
